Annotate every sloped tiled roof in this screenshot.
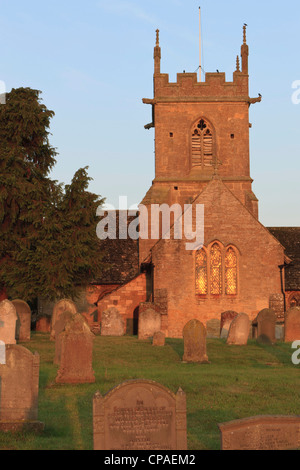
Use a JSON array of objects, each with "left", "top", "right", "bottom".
[{"left": 268, "top": 227, "right": 300, "bottom": 291}]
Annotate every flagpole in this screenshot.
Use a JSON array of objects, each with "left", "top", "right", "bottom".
[{"left": 199, "top": 6, "right": 202, "bottom": 82}]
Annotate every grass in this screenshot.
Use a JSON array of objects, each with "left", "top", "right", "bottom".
[{"left": 1, "top": 332, "right": 300, "bottom": 450}]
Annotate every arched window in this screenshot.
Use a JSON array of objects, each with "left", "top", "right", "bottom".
[
  {"left": 210, "top": 243, "right": 222, "bottom": 295},
  {"left": 195, "top": 249, "right": 208, "bottom": 295},
  {"left": 191, "top": 119, "right": 213, "bottom": 168},
  {"left": 290, "top": 295, "right": 300, "bottom": 308},
  {"left": 225, "top": 247, "right": 237, "bottom": 295}
]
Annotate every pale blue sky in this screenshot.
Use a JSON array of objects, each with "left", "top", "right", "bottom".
[{"left": 1, "top": 0, "right": 300, "bottom": 226}]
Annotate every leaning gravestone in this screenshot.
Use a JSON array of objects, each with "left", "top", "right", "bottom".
[
  {"left": 93, "top": 379, "right": 187, "bottom": 450},
  {"left": 220, "top": 311, "right": 239, "bottom": 339},
  {"left": 138, "top": 308, "right": 161, "bottom": 341},
  {"left": 218, "top": 415, "right": 300, "bottom": 450},
  {"left": 54, "top": 311, "right": 75, "bottom": 365},
  {"left": 12, "top": 299, "right": 31, "bottom": 342},
  {"left": 182, "top": 319, "right": 209, "bottom": 363},
  {"left": 152, "top": 331, "right": 165, "bottom": 347},
  {"left": 101, "top": 307, "right": 125, "bottom": 336},
  {"left": 257, "top": 308, "right": 276, "bottom": 344},
  {"left": 0, "top": 300, "right": 17, "bottom": 345},
  {"left": 0, "top": 344, "right": 44, "bottom": 432},
  {"left": 227, "top": 313, "right": 250, "bottom": 346},
  {"left": 50, "top": 299, "right": 77, "bottom": 341},
  {"left": 55, "top": 314, "right": 95, "bottom": 384},
  {"left": 285, "top": 307, "right": 300, "bottom": 343}
]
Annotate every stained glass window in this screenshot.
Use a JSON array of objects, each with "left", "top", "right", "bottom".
[
  {"left": 210, "top": 243, "right": 222, "bottom": 295},
  {"left": 195, "top": 249, "right": 208, "bottom": 295},
  {"left": 225, "top": 248, "right": 237, "bottom": 295}
]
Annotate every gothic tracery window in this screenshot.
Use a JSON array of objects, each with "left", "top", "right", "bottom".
[
  {"left": 191, "top": 119, "right": 213, "bottom": 168},
  {"left": 210, "top": 243, "right": 222, "bottom": 295},
  {"left": 225, "top": 247, "right": 238, "bottom": 295},
  {"left": 195, "top": 243, "right": 238, "bottom": 297},
  {"left": 195, "top": 249, "right": 208, "bottom": 295}
]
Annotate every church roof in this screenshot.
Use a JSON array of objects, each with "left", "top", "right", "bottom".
[
  {"left": 268, "top": 227, "right": 300, "bottom": 291},
  {"left": 92, "top": 208, "right": 300, "bottom": 291}
]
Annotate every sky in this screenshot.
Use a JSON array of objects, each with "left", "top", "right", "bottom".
[{"left": 1, "top": 0, "right": 300, "bottom": 226}]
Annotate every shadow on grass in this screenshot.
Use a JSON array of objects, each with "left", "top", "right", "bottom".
[{"left": 165, "top": 338, "right": 183, "bottom": 361}]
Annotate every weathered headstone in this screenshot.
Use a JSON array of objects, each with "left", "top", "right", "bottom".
[
  {"left": 206, "top": 318, "right": 221, "bottom": 339},
  {"left": 182, "top": 319, "right": 209, "bottom": 363},
  {"left": 36, "top": 315, "right": 51, "bottom": 333},
  {"left": 55, "top": 314, "right": 95, "bottom": 384},
  {"left": 0, "top": 300, "right": 17, "bottom": 345},
  {"left": 152, "top": 331, "right": 165, "bottom": 347},
  {"left": 138, "top": 308, "right": 161, "bottom": 340},
  {"left": 0, "top": 344, "right": 44, "bottom": 432},
  {"left": 54, "top": 311, "right": 75, "bottom": 365},
  {"left": 101, "top": 307, "right": 125, "bottom": 336},
  {"left": 50, "top": 299, "right": 77, "bottom": 341},
  {"left": 285, "top": 307, "right": 300, "bottom": 343},
  {"left": 220, "top": 311, "right": 239, "bottom": 339},
  {"left": 218, "top": 415, "right": 300, "bottom": 450},
  {"left": 257, "top": 308, "right": 276, "bottom": 344},
  {"left": 12, "top": 299, "right": 31, "bottom": 342},
  {"left": 227, "top": 313, "right": 250, "bottom": 346},
  {"left": 93, "top": 379, "right": 187, "bottom": 450}
]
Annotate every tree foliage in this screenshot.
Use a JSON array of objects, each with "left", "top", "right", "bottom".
[{"left": 0, "top": 88, "right": 105, "bottom": 300}]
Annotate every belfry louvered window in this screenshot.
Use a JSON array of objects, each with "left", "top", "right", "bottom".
[{"left": 191, "top": 119, "right": 213, "bottom": 168}]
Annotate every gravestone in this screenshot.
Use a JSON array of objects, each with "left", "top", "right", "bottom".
[
  {"left": 50, "top": 299, "right": 77, "bottom": 341},
  {"left": 285, "top": 307, "right": 300, "bottom": 343},
  {"left": 220, "top": 311, "right": 239, "bottom": 339},
  {"left": 152, "top": 331, "right": 165, "bottom": 347},
  {"left": 54, "top": 311, "right": 75, "bottom": 365},
  {"left": 36, "top": 315, "right": 51, "bottom": 333},
  {"left": 218, "top": 415, "right": 300, "bottom": 450},
  {"left": 227, "top": 313, "right": 250, "bottom": 346},
  {"left": 12, "top": 299, "right": 31, "bottom": 342},
  {"left": 138, "top": 308, "right": 161, "bottom": 340},
  {"left": 55, "top": 314, "right": 95, "bottom": 384},
  {"left": 257, "top": 308, "right": 276, "bottom": 344},
  {"left": 0, "top": 344, "right": 44, "bottom": 432},
  {"left": 101, "top": 307, "right": 125, "bottom": 336},
  {"left": 182, "top": 319, "right": 209, "bottom": 363},
  {"left": 93, "top": 379, "right": 187, "bottom": 450},
  {"left": 206, "top": 318, "right": 221, "bottom": 339},
  {"left": 0, "top": 300, "right": 18, "bottom": 345}
]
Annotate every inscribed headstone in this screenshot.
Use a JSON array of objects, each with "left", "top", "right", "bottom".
[
  {"left": 0, "top": 300, "right": 17, "bottom": 345},
  {"left": 218, "top": 415, "right": 300, "bottom": 450},
  {"left": 93, "top": 379, "right": 187, "bottom": 450},
  {"left": 138, "top": 308, "right": 161, "bottom": 340}
]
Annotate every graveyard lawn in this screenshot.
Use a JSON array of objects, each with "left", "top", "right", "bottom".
[{"left": 0, "top": 333, "right": 300, "bottom": 450}]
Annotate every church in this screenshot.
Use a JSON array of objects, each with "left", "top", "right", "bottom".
[{"left": 75, "top": 26, "right": 300, "bottom": 338}]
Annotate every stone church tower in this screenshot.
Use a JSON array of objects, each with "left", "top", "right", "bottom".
[
  {"left": 138, "top": 26, "right": 286, "bottom": 337},
  {"left": 37, "top": 26, "right": 299, "bottom": 336}
]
